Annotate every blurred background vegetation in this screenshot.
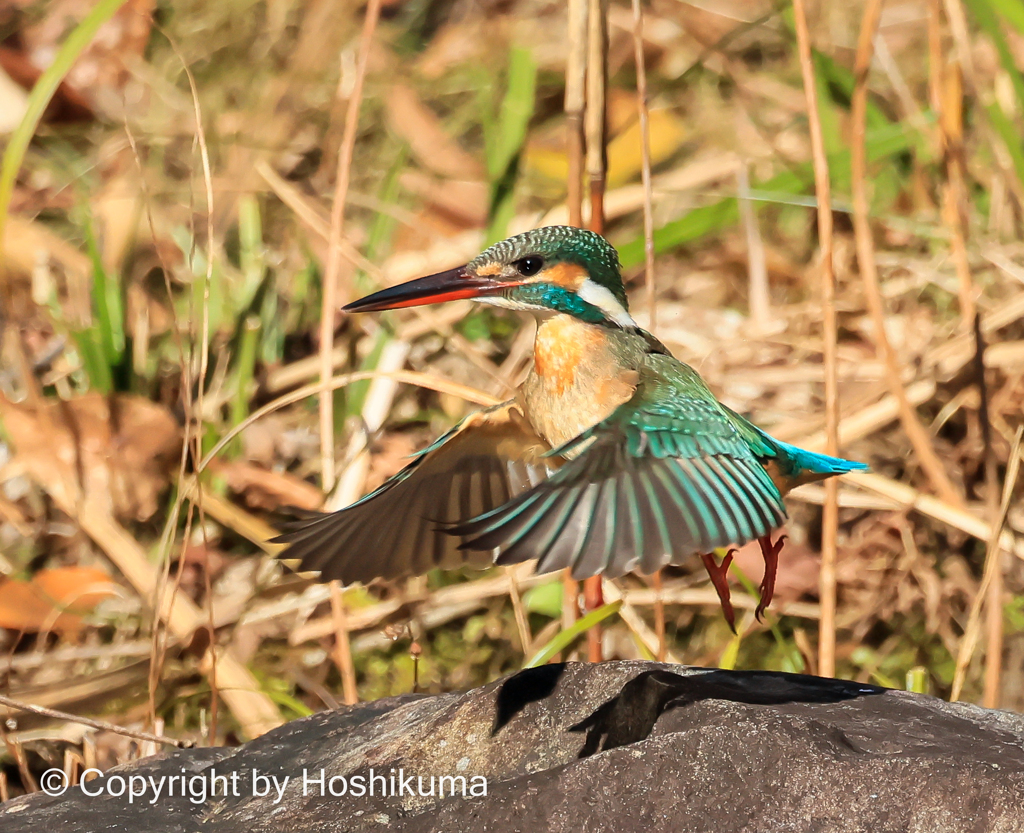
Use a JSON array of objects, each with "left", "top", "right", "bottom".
[{"left": 0, "top": 0, "right": 1023, "bottom": 795}]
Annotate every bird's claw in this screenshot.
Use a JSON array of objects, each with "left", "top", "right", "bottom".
[
  {"left": 700, "top": 549, "right": 737, "bottom": 633},
  {"left": 755, "top": 533, "right": 787, "bottom": 621}
]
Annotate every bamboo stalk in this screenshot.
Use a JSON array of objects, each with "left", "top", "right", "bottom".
[
  {"left": 319, "top": 0, "right": 383, "bottom": 494},
  {"left": 792, "top": 0, "right": 840, "bottom": 678}
]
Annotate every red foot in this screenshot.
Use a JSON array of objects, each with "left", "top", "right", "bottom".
[
  {"left": 755, "top": 533, "right": 787, "bottom": 621},
  {"left": 700, "top": 549, "right": 737, "bottom": 633}
]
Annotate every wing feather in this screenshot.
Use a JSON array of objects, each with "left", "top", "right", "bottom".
[{"left": 272, "top": 400, "right": 554, "bottom": 584}]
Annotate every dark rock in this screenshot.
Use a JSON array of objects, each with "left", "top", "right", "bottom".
[{"left": 2, "top": 661, "right": 1023, "bottom": 832}]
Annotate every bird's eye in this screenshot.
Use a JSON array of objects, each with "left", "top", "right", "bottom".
[{"left": 513, "top": 256, "right": 544, "bottom": 277}]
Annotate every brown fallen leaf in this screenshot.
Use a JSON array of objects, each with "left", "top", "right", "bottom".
[
  {"left": 214, "top": 460, "right": 323, "bottom": 512},
  {"left": 0, "top": 392, "right": 181, "bottom": 522},
  {"left": 11, "top": 0, "right": 155, "bottom": 118},
  {"left": 399, "top": 170, "right": 489, "bottom": 229},
  {"left": 0, "top": 566, "right": 119, "bottom": 637},
  {"left": 385, "top": 84, "right": 485, "bottom": 180}
]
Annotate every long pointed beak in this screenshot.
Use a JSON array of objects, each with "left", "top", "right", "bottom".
[{"left": 343, "top": 266, "right": 516, "bottom": 313}]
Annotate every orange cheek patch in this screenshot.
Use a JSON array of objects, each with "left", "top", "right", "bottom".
[
  {"left": 475, "top": 263, "right": 504, "bottom": 277},
  {"left": 539, "top": 261, "right": 588, "bottom": 289}
]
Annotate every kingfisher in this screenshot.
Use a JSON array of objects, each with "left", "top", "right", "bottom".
[{"left": 275, "top": 226, "right": 867, "bottom": 626}]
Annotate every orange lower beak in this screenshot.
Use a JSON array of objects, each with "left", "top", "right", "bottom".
[{"left": 343, "top": 266, "right": 518, "bottom": 312}]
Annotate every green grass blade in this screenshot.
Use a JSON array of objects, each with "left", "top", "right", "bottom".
[
  {"left": 237, "top": 195, "right": 265, "bottom": 313},
  {"left": 361, "top": 147, "right": 407, "bottom": 292},
  {"left": 0, "top": 0, "right": 129, "bottom": 247},
  {"left": 965, "top": 0, "right": 1024, "bottom": 115},
  {"left": 905, "top": 666, "right": 929, "bottom": 694},
  {"left": 485, "top": 46, "right": 537, "bottom": 181},
  {"left": 731, "top": 559, "right": 803, "bottom": 674},
  {"left": 986, "top": 102, "right": 1024, "bottom": 189},
  {"left": 484, "top": 46, "right": 536, "bottom": 244},
  {"left": 523, "top": 600, "right": 623, "bottom": 668},
  {"left": 986, "top": 0, "right": 1024, "bottom": 32},
  {"left": 71, "top": 327, "right": 114, "bottom": 393},
  {"left": 81, "top": 208, "right": 125, "bottom": 374},
  {"left": 230, "top": 315, "right": 261, "bottom": 457},
  {"left": 619, "top": 121, "right": 919, "bottom": 267}
]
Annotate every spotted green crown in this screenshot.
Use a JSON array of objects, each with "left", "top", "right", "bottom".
[{"left": 470, "top": 226, "right": 628, "bottom": 309}]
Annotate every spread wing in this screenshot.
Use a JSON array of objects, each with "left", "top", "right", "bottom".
[
  {"left": 272, "top": 400, "right": 554, "bottom": 584},
  {"left": 450, "top": 357, "right": 788, "bottom": 579}
]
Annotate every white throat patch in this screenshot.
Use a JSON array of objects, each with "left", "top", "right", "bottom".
[{"left": 577, "top": 278, "right": 637, "bottom": 328}]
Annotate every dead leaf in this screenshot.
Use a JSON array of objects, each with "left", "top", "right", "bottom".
[
  {"left": 0, "top": 566, "right": 118, "bottom": 636},
  {"left": 0, "top": 392, "right": 181, "bottom": 522},
  {"left": 0, "top": 65, "right": 28, "bottom": 134},
  {"left": 523, "top": 99, "right": 686, "bottom": 189},
  {"left": 399, "top": 170, "right": 488, "bottom": 228},
  {"left": 11, "top": 0, "right": 155, "bottom": 118},
  {"left": 214, "top": 460, "right": 323, "bottom": 512},
  {"left": 385, "top": 84, "right": 485, "bottom": 180}
]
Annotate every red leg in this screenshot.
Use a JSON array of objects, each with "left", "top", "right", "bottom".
[
  {"left": 755, "top": 533, "right": 787, "bottom": 621},
  {"left": 700, "top": 549, "right": 737, "bottom": 633}
]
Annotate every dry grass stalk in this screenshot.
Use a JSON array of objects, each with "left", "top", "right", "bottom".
[
  {"left": 649, "top": 570, "right": 667, "bottom": 662},
  {"left": 506, "top": 568, "right": 533, "bottom": 655},
  {"left": 585, "top": 0, "right": 608, "bottom": 234},
  {"left": 938, "top": 60, "right": 976, "bottom": 328},
  {"left": 850, "top": 0, "right": 963, "bottom": 510},
  {"left": 563, "top": 0, "right": 589, "bottom": 648},
  {"left": 976, "top": 316, "right": 1003, "bottom": 708},
  {"left": 846, "top": 470, "right": 1024, "bottom": 560},
  {"left": 630, "top": 0, "right": 656, "bottom": 333},
  {"left": 737, "top": 162, "right": 770, "bottom": 330},
  {"left": 328, "top": 341, "right": 412, "bottom": 512},
  {"left": 928, "top": 0, "right": 943, "bottom": 113},
  {"left": 602, "top": 581, "right": 681, "bottom": 663},
  {"left": 792, "top": 0, "right": 840, "bottom": 678},
  {"left": 582, "top": 0, "right": 609, "bottom": 662},
  {"left": 319, "top": 0, "right": 383, "bottom": 495},
  {"left": 122, "top": 117, "right": 196, "bottom": 734},
  {"left": 565, "top": 0, "right": 587, "bottom": 228},
  {"left": 329, "top": 582, "right": 359, "bottom": 705},
  {"left": 629, "top": 0, "right": 665, "bottom": 656},
  {"left": 0, "top": 694, "right": 189, "bottom": 748},
  {"left": 200, "top": 369, "right": 502, "bottom": 477},
  {"left": 951, "top": 426, "right": 1023, "bottom": 703},
  {"left": 324, "top": 338, "right": 409, "bottom": 704},
  {"left": 80, "top": 510, "right": 284, "bottom": 738},
  {"left": 177, "top": 44, "right": 221, "bottom": 743}
]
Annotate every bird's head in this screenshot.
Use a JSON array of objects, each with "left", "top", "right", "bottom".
[{"left": 344, "top": 226, "right": 635, "bottom": 328}]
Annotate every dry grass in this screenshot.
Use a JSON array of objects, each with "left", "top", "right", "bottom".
[{"left": 0, "top": 0, "right": 1023, "bottom": 800}]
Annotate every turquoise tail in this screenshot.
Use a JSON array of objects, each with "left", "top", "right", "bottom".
[{"left": 772, "top": 438, "right": 869, "bottom": 478}]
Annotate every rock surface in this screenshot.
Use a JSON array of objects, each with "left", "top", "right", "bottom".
[{"left": 3, "top": 661, "right": 1023, "bottom": 832}]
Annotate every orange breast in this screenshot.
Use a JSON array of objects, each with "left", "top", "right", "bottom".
[{"left": 534, "top": 316, "right": 605, "bottom": 395}]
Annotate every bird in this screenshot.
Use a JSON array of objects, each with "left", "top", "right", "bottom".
[{"left": 273, "top": 226, "right": 867, "bottom": 627}]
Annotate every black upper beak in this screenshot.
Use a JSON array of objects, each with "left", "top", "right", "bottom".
[{"left": 343, "top": 266, "right": 514, "bottom": 313}]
